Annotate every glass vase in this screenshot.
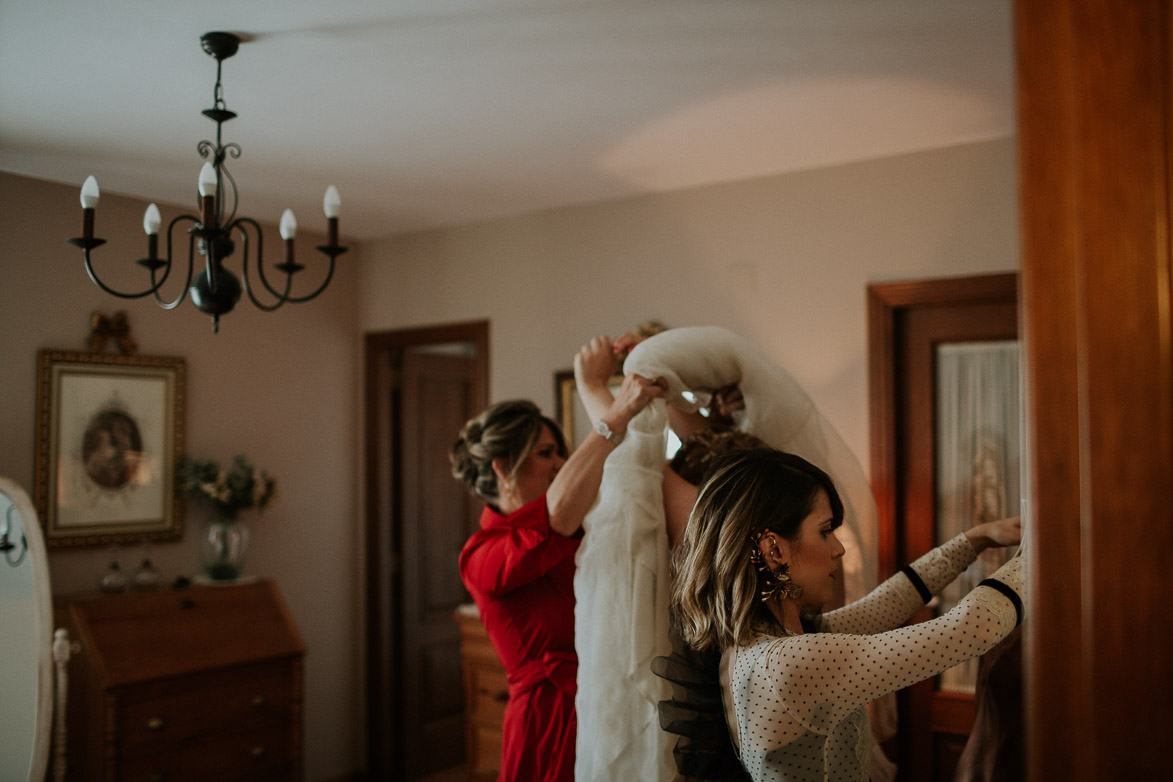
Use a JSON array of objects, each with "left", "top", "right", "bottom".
[{"left": 200, "top": 518, "right": 249, "bottom": 581}]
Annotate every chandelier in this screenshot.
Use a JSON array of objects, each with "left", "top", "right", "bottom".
[{"left": 68, "top": 32, "right": 348, "bottom": 333}]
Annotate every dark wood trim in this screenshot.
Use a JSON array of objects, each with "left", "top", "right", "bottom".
[
  {"left": 363, "top": 319, "right": 489, "bottom": 779},
  {"left": 866, "top": 273, "right": 1018, "bottom": 580},
  {"left": 1019, "top": 2, "right": 1173, "bottom": 778}
]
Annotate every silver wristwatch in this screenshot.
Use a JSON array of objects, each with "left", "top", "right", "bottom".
[{"left": 593, "top": 418, "right": 624, "bottom": 446}]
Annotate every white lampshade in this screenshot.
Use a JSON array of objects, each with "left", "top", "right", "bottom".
[
  {"left": 198, "top": 162, "right": 218, "bottom": 197},
  {"left": 279, "top": 209, "right": 298, "bottom": 240},
  {"left": 323, "top": 185, "right": 341, "bottom": 218},
  {"left": 80, "top": 176, "right": 100, "bottom": 209},
  {"left": 143, "top": 204, "right": 162, "bottom": 235}
]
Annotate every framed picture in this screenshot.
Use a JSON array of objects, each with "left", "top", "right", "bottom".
[{"left": 34, "top": 350, "right": 186, "bottom": 548}]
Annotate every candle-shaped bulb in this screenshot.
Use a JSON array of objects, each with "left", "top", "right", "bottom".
[
  {"left": 143, "top": 203, "right": 161, "bottom": 235},
  {"left": 323, "top": 185, "right": 341, "bottom": 218},
  {"left": 198, "top": 162, "right": 218, "bottom": 197},
  {"left": 279, "top": 209, "right": 297, "bottom": 240},
  {"left": 80, "top": 176, "right": 100, "bottom": 209}
]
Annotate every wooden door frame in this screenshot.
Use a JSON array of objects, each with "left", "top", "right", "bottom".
[
  {"left": 363, "top": 320, "right": 489, "bottom": 778},
  {"left": 867, "top": 273, "right": 1019, "bottom": 580}
]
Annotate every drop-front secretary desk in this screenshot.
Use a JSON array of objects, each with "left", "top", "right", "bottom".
[{"left": 58, "top": 579, "right": 305, "bottom": 782}]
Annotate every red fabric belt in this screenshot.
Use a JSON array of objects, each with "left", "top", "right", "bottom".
[{"left": 507, "top": 651, "right": 578, "bottom": 697}]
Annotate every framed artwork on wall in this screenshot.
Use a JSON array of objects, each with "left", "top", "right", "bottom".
[{"left": 34, "top": 350, "right": 186, "bottom": 548}]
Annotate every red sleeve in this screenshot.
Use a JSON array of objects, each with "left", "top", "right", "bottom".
[{"left": 459, "top": 497, "right": 579, "bottom": 598}]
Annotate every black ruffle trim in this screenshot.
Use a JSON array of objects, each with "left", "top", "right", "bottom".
[{"left": 651, "top": 646, "right": 751, "bottom": 781}]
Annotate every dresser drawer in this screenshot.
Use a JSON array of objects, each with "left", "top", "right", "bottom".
[
  {"left": 468, "top": 722, "right": 502, "bottom": 781},
  {"left": 117, "top": 660, "right": 296, "bottom": 757},
  {"left": 118, "top": 723, "right": 293, "bottom": 782},
  {"left": 469, "top": 664, "right": 509, "bottom": 724}
]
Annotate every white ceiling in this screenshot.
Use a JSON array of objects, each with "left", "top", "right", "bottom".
[{"left": 0, "top": 0, "right": 1013, "bottom": 241}]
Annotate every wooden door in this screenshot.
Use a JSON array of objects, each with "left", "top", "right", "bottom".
[
  {"left": 399, "top": 349, "right": 482, "bottom": 777},
  {"left": 868, "top": 273, "right": 1018, "bottom": 781},
  {"left": 365, "top": 322, "right": 488, "bottom": 779}
]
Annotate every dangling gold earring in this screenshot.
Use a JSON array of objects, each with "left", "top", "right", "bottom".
[{"left": 749, "top": 534, "right": 804, "bottom": 602}]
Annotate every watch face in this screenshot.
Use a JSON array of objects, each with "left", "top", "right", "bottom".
[{"left": 594, "top": 419, "right": 621, "bottom": 444}]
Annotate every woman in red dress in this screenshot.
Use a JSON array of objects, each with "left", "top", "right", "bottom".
[{"left": 452, "top": 337, "right": 664, "bottom": 782}]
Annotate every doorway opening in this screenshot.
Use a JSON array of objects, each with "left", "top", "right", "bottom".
[{"left": 364, "top": 320, "right": 489, "bottom": 779}]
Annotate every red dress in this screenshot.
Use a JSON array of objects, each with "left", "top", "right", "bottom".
[{"left": 459, "top": 495, "right": 580, "bottom": 782}]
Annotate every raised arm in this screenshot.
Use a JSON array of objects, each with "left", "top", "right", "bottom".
[
  {"left": 820, "top": 517, "right": 1021, "bottom": 635},
  {"left": 746, "top": 554, "right": 1024, "bottom": 736},
  {"left": 573, "top": 334, "right": 621, "bottom": 425},
  {"left": 547, "top": 355, "right": 664, "bottom": 536}
]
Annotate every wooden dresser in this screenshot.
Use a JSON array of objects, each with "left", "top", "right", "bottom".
[
  {"left": 454, "top": 604, "right": 507, "bottom": 782},
  {"left": 58, "top": 580, "right": 305, "bottom": 782}
]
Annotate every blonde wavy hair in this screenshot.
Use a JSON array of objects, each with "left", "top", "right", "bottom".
[
  {"left": 449, "top": 399, "right": 567, "bottom": 505},
  {"left": 671, "top": 447, "right": 844, "bottom": 650}
]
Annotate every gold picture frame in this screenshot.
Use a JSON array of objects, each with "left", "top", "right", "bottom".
[{"left": 34, "top": 350, "right": 186, "bottom": 548}]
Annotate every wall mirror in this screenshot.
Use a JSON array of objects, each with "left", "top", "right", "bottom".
[
  {"left": 868, "top": 272, "right": 1021, "bottom": 781},
  {"left": 0, "top": 476, "right": 53, "bottom": 782}
]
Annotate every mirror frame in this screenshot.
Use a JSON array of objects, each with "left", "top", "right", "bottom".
[{"left": 0, "top": 476, "right": 53, "bottom": 782}]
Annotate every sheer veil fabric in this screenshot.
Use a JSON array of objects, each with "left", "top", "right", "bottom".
[{"left": 573, "top": 327, "right": 881, "bottom": 781}]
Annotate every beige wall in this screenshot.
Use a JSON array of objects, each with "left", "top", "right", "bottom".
[
  {"left": 1, "top": 135, "right": 1018, "bottom": 781},
  {"left": 360, "top": 137, "right": 1021, "bottom": 468},
  {"left": 0, "top": 171, "right": 362, "bottom": 782}
]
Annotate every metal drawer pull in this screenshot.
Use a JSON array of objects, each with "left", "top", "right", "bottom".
[
  {"left": 146, "top": 717, "right": 166, "bottom": 731},
  {"left": 147, "top": 773, "right": 166, "bottom": 782},
  {"left": 250, "top": 694, "right": 267, "bottom": 707},
  {"left": 250, "top": 745, "right": 266, "bottom": 758}
]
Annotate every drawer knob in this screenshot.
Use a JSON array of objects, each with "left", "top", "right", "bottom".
[
  {"left": 250, "top": 694, "right": 267, "bottom": 707},
  {"left": 477, "top": 686, "right": 509, "bottom": 703},
  {"left": 250, "top": 745, "right": 266, "bottom": 758},
  {"left": 146, "top": 717, "right": 166, "bottom": 731}
]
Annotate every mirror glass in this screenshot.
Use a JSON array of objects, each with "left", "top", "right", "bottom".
[
  {"left": 933, "top": 340, "right": 1022, "bottom": 692},
  {"left": 0, "top": 477, "right": 52, "bottom": 782}
]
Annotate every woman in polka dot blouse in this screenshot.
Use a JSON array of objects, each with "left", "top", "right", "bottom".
[{"left": 671, "top": 448, "right": 1024, "bottom": 782}]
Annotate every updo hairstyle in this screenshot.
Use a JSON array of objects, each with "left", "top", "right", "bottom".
[
  {"left": 672, "top": 447, "right": 844, "bottom": 650},
  {"left": 450, "top": 399, "right": 568, "bottom": 505}
]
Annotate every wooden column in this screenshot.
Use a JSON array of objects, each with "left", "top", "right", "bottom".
[{"left": 1017, "top": 1, "right": 1173, "bottom": 779}]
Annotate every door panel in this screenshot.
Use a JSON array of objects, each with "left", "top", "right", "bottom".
[{"left": 400, "top": 350, "right": 480, "bottom": 777}]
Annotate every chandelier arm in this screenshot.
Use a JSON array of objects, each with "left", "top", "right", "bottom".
[
  {"left": 233, "top": 215, "right": 339, "bottom": 305},
  {"left": 146, "top": 214, "right": 200, "bottom": 309},
  {"left": 152, "top": 228, "right": 201, "bottom": 311},
  {"left": 220, "top": 151, "right": 240, "bottom": 226},
  {"left": 232, "top": 217, "right": 291, "bottom": 311},
  {"left": 80, "top": 248, "right": 167, "bottom": 300},
  {"left": 274, "top": 252, "right": 337, "bottom": 304}
]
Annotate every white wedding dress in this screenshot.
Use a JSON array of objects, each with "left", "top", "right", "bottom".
[{"left": 573, "top": 326, "right": 880, "bottom": 782}]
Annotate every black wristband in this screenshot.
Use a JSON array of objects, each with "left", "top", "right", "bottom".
[
  {"left": 900, "top": 565, "right": 932, "bottom": 604},
  {"left": 978, "top": 577, "right": 1024, "bottom": 627}
]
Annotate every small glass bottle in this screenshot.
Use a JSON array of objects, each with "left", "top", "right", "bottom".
[
  {"left": 132, "top": 543, "right": 161, "bottom": 590},
  {"left": 99, "top": 547, "right": 127, "bottom": 593}
]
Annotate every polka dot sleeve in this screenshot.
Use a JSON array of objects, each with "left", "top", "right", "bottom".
[
  {"left": 817, "top": 532, "right": 977, "bottom": 636},
  {"left": 751, "top": 554, "right": 1024, "bottom": 737}
]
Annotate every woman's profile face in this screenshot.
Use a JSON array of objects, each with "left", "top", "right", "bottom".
[
  {"left": 783, "top": 489, "right": 846, "bottom": 612},
  {"left": 509, "top": 424, "right": 566, "bottom": 509}
]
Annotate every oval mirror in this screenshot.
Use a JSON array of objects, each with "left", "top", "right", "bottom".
[{"left": 0, "top": 476, "right": 52, "bottom": 782}]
